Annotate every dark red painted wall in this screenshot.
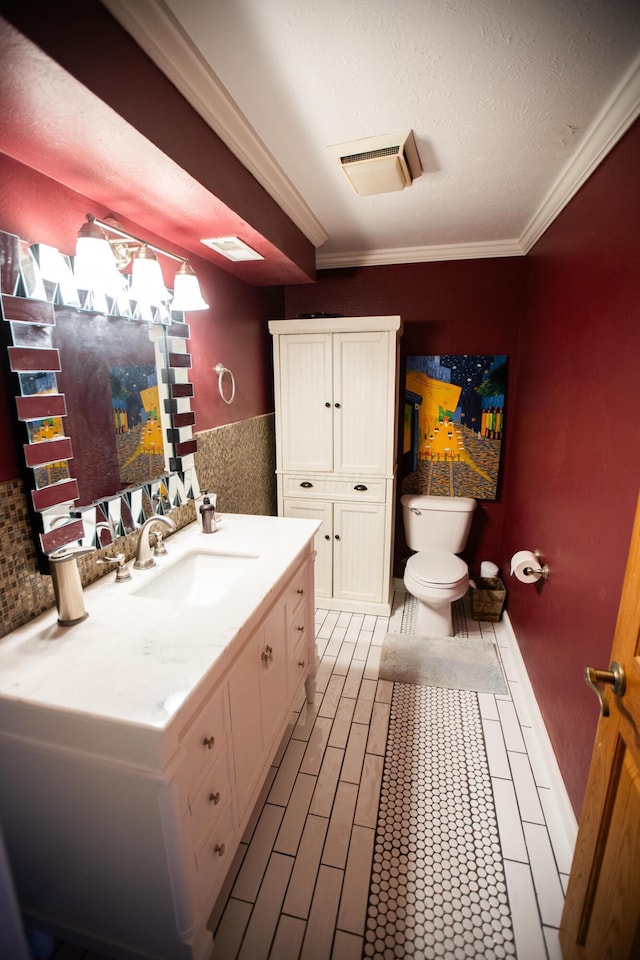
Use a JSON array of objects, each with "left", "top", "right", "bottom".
[
  {"left": 285, "top": 257, "right": 528, "bottom": 578},
  {"left": 502, "top": 119, "right": 640, "bottom": 816},
  {"left": 0, "top": 154, "right": 276, "bottom": 482}
]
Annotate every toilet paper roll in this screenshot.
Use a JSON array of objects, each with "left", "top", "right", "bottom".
[
  {"left": 510, "top": 550, "right": 539, "bottom": 584},
  {"left": 480, "top": 561, "right": 499, "bottom": 578}
]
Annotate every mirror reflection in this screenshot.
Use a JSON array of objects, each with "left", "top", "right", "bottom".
[{"left": 0, "top": 229, "right": 200, "bottom": 559}]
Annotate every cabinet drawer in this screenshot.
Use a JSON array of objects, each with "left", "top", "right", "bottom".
[
  {"left": 178, "top": 687, "right": 228, "bottom": 804},
  {"left": 194, "top": 800, "right": 236, "bottom": 909},
  {"left": 283, "top": 559, "right": 311, "bottom": 616},
  {"left": 186, "top": 747, "right": 233, "bottom": 850},
  {"left": 282, "top": 475, "right": 387, "bottom": 502}
]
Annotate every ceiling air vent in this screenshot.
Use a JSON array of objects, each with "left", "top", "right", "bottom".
[
  {"left": 200, "top": 236, "right": 264, "bottom": 261},
  {"left": 330, "top": 130, "right": 422, "bottom": 196}
]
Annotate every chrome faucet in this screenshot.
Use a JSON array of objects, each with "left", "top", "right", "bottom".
[
  {"left": 134, "top": 515, "right": 176, "bottom": 570},
  {"left": 48, "top": 545, "right": 96, "bottom": 625}
]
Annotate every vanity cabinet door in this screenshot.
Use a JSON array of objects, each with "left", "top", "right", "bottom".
[{"left": 228, "top": 631, "right": 264, "bottom": 824}]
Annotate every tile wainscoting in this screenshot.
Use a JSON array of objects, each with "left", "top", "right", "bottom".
[{"left": 0, "top": 414, "right": 276, "bottom": 637}]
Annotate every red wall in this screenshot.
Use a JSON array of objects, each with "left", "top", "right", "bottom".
[
  {"left": 502, "top": 119, "right": 640, "bottom": 816},
  {"left": 0, "top": 154, "right": 276, "bottom": 482},
  {"left": 285, "top": 257, "right": 527, "bottom": 577},
  {"left": 286, "top": 121, "right": 640, "bottom": 817}
]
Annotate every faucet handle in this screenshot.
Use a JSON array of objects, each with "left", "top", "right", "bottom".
[
  {"left": 97, "top": 553, "right": 132, "bottom": 583},
  {"left": 49, "top": 545, "right": 96, "bottom": 563}
]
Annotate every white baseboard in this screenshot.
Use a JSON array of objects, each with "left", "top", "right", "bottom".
[{"left": 501, "top": 610, "right": 578, "bottom": 870}]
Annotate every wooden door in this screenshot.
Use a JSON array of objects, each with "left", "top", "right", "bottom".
[
  {"left": 283, "top": 498, "right": 332, "bottom": 599},
  {"left": 559, "top": 492, "right": 640, "bottom": 959}
]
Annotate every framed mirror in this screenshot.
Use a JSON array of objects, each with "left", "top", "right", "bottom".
[{"left": 0, "top": 229, "right": 200, "bottom": 568}]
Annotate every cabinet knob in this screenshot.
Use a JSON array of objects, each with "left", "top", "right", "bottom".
[
  {"left": 334, "top": 402, "right": 341, "bottom": 408},
  {"left": 297, "top": 625, "right": 304, "bottom": 632},
  {"left": 325, "top": 402, "right": 331, "bottom": 408},
  {"left": 214, "top": 843, "right": 226, "bottom": 857},
  {"left": 209, "top": 791, "right": 221, "bottom": 805},
  {"left": 298, "top": 660, "right": 306, "bottom": 668},
  {"left": 297, "top": 588, "right": 304, "bottom": 595},
  {"left": 335, "top": 534, "right": 341, "bottom": 541},
  {"left": 324, "top": 534, "right": 330, "bottom": 541},
  {"left": 203, "top": 736, "right": 215, "bottom": 750}
]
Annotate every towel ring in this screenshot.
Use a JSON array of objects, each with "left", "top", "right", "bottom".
[{"left": 214, "top": 363, "right": 236, "bottom": 404}]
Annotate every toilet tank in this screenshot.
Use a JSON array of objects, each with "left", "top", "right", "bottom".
[{"left": 401, "top": 494, "right": 476, "bottom": 552}]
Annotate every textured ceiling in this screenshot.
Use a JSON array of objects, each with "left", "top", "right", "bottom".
[{"left": 105, "top": 0, "right": 640, "bottom": 267}]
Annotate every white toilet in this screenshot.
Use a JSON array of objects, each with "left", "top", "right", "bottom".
[{"left": 401, "top": 494, "right": 477, "bottom": 636}]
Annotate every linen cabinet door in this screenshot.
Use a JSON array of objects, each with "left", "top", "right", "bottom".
[
  {"left": 332, "top": 331, "right": 395, "bottom": 475},
  {"left": 279, "top": 333, "right": 333, "bottom": 472},
  {"left": 332, "top": 500, "right": 387, "bottom": 604},
  {"left": 283, "top": 498, "right": 332, "bottom": 600}
]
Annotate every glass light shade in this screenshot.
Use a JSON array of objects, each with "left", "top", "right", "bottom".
[
  {"left": 129, "top": 246, "right": 172, "bottom": 306},
  {"left": 74, "top": 218, "right": 123, "bottom": 298},
  {"left": 171, "top": 261, "right": 209, "bottom": 312}
]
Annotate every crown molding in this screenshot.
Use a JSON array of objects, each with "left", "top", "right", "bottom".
[
  {"left": 316, "top": 239, "right": 524, "bottom": 269},
  {"left": 101, "top": 0, "right": 329, "bottom": 249},
  {"left": 520, "top": 52, "right": 640, "bottom": 253}
]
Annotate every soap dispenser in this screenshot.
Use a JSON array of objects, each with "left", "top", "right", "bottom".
[{"left": 199, "top": 491, "right": 217, "bottom": 534}]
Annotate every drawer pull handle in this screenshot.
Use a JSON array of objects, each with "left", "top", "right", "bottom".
[
  {"left": 209, "top": 791, "right": 221, "bottom": 805},
  {"left": 298, "top": 660, "right": 306, "bottom": 668},
  {"left": 203, "top": 736, "right": 215, "bottom": 750},
  {"left": 214, "top": 843, "right": 226, "bottom": 857},
  {"left": 354, "top": 484, "right": 368, "bottom": 491},
  {"left": 300, "top": 481, "right": 313, "bottom": 488}
]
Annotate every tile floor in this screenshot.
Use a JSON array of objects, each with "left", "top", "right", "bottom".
[{"left": 50, "top": 589, "right": 573, "bottom": 960}]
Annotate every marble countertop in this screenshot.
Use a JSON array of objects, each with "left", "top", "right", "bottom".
[{"left": 0, "top": 514, "right": 318, "bottom": 769}]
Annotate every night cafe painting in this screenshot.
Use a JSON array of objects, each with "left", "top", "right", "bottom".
[{"left": 403, "top": 355, "right": 507, "bottom": 501}]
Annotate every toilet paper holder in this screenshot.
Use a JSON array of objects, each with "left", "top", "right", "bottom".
[{"left": 522, "top": 549, "right": 550, "bottom": 581}]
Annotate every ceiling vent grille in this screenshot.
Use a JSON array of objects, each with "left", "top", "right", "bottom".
[{"left": 330, "top": 131, "right": 422, "bottom": 196}]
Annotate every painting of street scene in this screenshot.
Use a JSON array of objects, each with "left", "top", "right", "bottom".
[
  {"left": 402, "top": 354, "right": 507, "bottom": 501},
  {"left": 110, "top": 363, "right": 166, "bottom": 487}
]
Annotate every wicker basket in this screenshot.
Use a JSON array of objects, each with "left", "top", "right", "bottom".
[{"left": 471, "top": 577, "right": 506, "bottom": 622}]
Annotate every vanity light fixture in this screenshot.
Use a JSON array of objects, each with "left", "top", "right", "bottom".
[
  {"left": 75, "top": 214, "right": 209, "bottom": 312},
  {"left": 74, "top": 216, "right": 125, "bottom": 301}
]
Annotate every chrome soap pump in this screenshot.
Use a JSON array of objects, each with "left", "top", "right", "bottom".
[{"left": 200, "top": 491, "right": 217, "bottom": 534}]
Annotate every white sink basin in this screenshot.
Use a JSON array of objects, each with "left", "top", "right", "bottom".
[{"left": 133, "top": 551, "right": 259, "bottom": 606}]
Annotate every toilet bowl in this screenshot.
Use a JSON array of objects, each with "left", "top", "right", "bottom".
[
  {"left": 404, "top": 549, "right": 469, "bottom": 636},
  {"left": 401, "top": 494, "right": 476, "bottom": 637}
]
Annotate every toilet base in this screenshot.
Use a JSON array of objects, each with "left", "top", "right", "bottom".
[{"left": 414, "top": 598, "right": 454, "bottom": 637}]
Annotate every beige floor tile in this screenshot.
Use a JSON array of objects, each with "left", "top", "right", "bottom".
[
  {"left": 322, "top": 781, "right": 359, "bottom": 869},
  {"left": 282, "top": 813, "right": 329, "bottom": 919},
  {"left": 336, "top": 824, "right": 375, "bottom": 935},
  {"left": 238, "top": 853, "right": 293, "bottom": 960},
  {"left": 310, "top": 745, "right": 345, "bottom": 818},
  {"left": 273, "top": 772, "right": 317, "bottom": 856},
  {"left": 300, "top": 865, "right": 343, "bottom": 960},
  {"left": 340, "top": 722, "right": 369, "bottom": 783}
]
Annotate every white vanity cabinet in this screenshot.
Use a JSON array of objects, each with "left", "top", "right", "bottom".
[
  {"left": 0, "top": 517, "right": 318, "bottom": 960},
  {"left": 269, "top": 316, "right": 402, "bottom": 615}
]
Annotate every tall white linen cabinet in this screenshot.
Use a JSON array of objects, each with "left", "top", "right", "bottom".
[{"left": 269, "top": 316, "right": 403, "bottom": 615}]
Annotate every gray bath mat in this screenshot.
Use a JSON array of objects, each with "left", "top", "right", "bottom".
[{"left": 379, "top": 632, "right": 507, "bottom": 694}]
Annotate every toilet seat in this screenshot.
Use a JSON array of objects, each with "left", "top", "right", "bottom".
[{"left": 406, "top": 549, "right": 468, "bottom": 588}]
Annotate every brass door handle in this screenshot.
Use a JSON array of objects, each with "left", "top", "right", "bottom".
[{"left": 584, "top": 661, "right": 626, "bottom": 717}]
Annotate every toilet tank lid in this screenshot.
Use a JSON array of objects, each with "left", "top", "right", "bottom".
[{"left": 400, "top": 494, "right": 476, "bottom": 512}]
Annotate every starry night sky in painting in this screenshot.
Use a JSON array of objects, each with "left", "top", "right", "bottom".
[{"left": 407, "top": 355, "right": 506, "bottom": 428}]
